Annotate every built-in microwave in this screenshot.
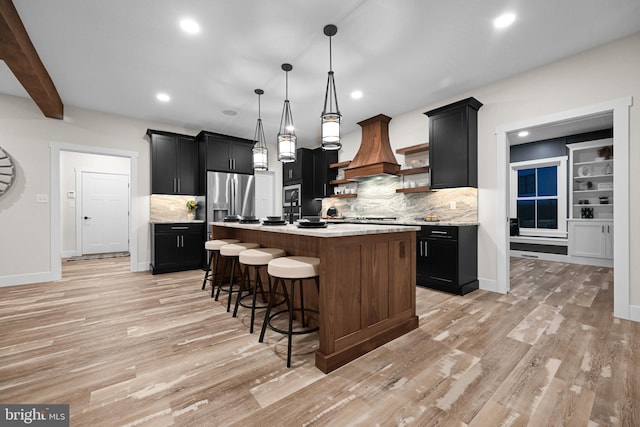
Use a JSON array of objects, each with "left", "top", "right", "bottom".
[{"left": 283, "top": 183, "right": 301, "bottom": 207}]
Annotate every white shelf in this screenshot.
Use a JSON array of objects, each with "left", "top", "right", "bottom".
[{"left": 568, "top": 139, "right": 613, "bottom": 221}]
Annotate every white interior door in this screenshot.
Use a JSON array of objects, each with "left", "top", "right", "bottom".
[
  {"left": 254, "top": 171, "right": 276, "bottom": 218},
  {"left": 81, "top": 172, "right": 129, "bottom": 254}
]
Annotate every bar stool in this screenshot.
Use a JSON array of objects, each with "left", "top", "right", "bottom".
[
  {"left": 260, "top": 256, "right": 320, "bottom": 368},
  {"left": 217, "top": 242, "right": 260, "bottom": 312},
  {"left": 233, "top": 248, "right": 286, "bottom": 333},
  {"left": 201, "top": 239, "right": 240, "bottom": 297}
]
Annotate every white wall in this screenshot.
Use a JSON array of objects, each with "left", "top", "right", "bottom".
[
  {"left": 0, "top": 96, "right": 197, "bottom": 283},
  {"left": 0, "top": 32, "right": 638, "bottom": 309},
  {"left": 337, "top": 32, "right": 640, "bottom": 307}
]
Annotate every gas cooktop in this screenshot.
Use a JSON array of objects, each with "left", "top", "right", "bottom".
[{"left": 345, "top": 216, "right": 397, "bottom": 221}]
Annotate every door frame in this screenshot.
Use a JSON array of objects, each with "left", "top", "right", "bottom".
[
  {"left": 50, "top": 142, "right": 139, "bottom": 278},
  {"left": 495, "top": 96, "right": 632, "bottom": 320},
  {"left": 76, "top": 169, "right": 130, "bottom": 256}
]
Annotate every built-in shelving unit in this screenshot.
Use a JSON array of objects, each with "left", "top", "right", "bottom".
[
  {"left": 567, "top": 138, "right": 614, "bottom": 262},
  {"left": 395, "top": 143, "right": 430, "bottom": 193},
  {"left": 568, "top": 139, "right": 613, "bottom": 220}
]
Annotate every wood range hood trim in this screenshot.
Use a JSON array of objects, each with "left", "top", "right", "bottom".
[
  {"left": 0, "top": 0, "right": 63, "bottom": 119},
  {"left": 344, "top": 114, "right": 400, "bottom": 180}
]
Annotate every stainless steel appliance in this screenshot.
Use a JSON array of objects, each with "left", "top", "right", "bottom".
[
  {"left": 283, "top": 183, "right": 301, "bottom": 223},
  {"left": 206, "top": 171, "right": 255, "bottom": 230}
]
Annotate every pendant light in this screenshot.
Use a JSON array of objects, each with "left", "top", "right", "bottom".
[
  {"left": 252, "top": 89, "right": 268, "bottom": 171},
  {"left": 321, "top": 24, "right": 341, "bottom": 150},
  {"left": 277, "top": 63, "right": 296, "bottom": 163}
]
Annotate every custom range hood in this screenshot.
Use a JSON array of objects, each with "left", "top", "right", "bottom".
[{"left": 344, "top": 114, "right": 400, "bottom": 180}]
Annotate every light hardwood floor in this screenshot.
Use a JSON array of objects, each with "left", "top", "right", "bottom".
[{"left": 0, "top": 257, "right": 637, "bottom": 426}]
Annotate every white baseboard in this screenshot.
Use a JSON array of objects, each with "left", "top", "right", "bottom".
[
  {"left": 137, "top": 262, "right": 150, "bottom": 272},
  {"left": 479, "top": 278, "right": 503, "bottom": 294},
  {"left": 61, "top": 250, "right": 79, "bottom": 258},
  {"left": 629, "top": 305, "right": 640, "bottom": 322},
  {"left": 510, "top": 250, "right": 613, "bottom": 268},
  {"left": 0, "top": 271, "right": 59, "bottom": 287}
]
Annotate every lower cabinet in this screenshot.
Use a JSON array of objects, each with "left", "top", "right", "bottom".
[
  {"left": 568, "top": 220, "right": 613, "bottom": 259},
  {"left": 416, "top": 225, "right": 478, "bottom": 295},
  {"left": 151, "top": 223, "right": 204, "bottom": 274}
]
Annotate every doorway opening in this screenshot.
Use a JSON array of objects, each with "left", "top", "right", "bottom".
[
  {"left": 496, "top": 97, "right": 632, "bottom": 320},
  {"left": 50, "top": 142, "right": 139, "bottom": 279}
]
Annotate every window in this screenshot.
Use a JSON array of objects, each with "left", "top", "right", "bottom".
[{"left": 510, "top": 157, "right": 567, "bottom": 238}]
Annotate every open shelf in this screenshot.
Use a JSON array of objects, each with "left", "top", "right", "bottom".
[
  {"left": 396, "top": 186, "right": 430, "bottom": 193},
  {"left": 397, "top": 166, "right": 430, "bottom": 176},
  {"left": 395, "top": 143, "right": 429, "bottom": 155},
  {"left": 331, "top": 193, "right": 357, "bottom": 198},
  {"left": 330, "top": 160, "right": 351, "bottom": 169},
  {"left": 330, "top": 179, "right": 352, "bottom": 185}
]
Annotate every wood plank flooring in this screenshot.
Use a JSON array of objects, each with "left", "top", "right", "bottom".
[{"left": 1, "top": 257, "right": 637, "bottom": 426}]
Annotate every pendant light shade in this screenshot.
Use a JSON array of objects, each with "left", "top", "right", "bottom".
[
  {"left": 252, "top": 89, "right": 268, "bottom": 171},
  {"left": 321, "top": 24, "right": 341, "bottom": 151},
  {"left": 277, "top": 63, "right": 296, "bottom": 163}
]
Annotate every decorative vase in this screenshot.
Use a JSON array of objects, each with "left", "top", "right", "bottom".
[{"left": 187, "top": 211, "right": 195, "bottom": 220}]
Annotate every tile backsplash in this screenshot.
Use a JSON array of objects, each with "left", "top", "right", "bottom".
[
  {"left": 321, "top": 175, "right": 477, "bottom": 222},
  {"left": 150, "top": 195, "right": 200, "bottom": 222}
]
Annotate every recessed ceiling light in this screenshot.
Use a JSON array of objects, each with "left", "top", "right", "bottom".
[
  {"left": 156, "top": 93, "right": 171, "bottom": 102},
  {"left": 180, "top": 18, "right": 200, "bottom": 34},
  {"left": 493, "top": 12, "right": 516, "bottom": 29},
  {"left": 222, "top": 110, "right": 237, "bottom": 116},
  {"left": 518, "top": 130, "right": 529, "bottom": 137},
  {"left": 351, "top": 90, "right": 363, "bottom": 100}
]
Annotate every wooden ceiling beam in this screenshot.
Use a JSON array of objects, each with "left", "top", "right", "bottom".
[{"left": 0, "top": 0, "right": 63, "bottom": 119}]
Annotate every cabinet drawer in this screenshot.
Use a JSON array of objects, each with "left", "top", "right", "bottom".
[
  {"left": 154, "top": 223, "right": 204, "bottom": 234},
  {"left": 419, "top": 225, "right": 457, "bottom": 240}
]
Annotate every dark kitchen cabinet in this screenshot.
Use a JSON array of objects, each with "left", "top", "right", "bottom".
[
  {"left": 283, "top": 148, "right": 313, "bottom": 184},
  {"left": 196, "top": 131, "right": 254, "bottom": 175},
  {"left": 312, "top": 148, "right": 338, "bottom": 198},
  {"left": 148, "top": 130, "right": 198, "bottom": 195},
  {"left": 416, "top": 225, "right": 478, "bottom": 295},
  {"left": 424, "top": 97, "right": 482, "bottom": 188},
  {"left": 151, "top": 222, "right": 204, "bottom": 274}
]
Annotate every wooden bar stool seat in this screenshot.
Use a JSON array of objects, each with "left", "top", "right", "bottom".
[
  {"left": 201, "top": 239, "right": 240, "bottom": 297},
  {"left": 233, "top": 248, "right": 286, "bottom": 333},
  {"left": 260, "top": 256, "right": 320, "bottom": 367}
]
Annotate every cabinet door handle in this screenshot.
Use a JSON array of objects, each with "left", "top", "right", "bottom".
[
  {"left": 181, "top": 235, "right": 184, "bottom": 247},
  {"left": 176, "top": 236, "right": 180, "bottom": 247},
  {"left": 607, "top": 225, "right": 610, "bottom": 233},
  {"left": 602, "top": 225, "right": 605, "bottom": 233},
  {"left": 177, "top": 178, "right": 181, "bottom": 193}
]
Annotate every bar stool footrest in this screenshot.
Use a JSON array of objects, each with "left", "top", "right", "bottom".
[{"left": 266, "top": 309, "right": 319, "bottom": 335}]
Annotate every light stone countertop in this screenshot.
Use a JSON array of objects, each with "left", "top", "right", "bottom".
[{"left": 211, "top": 221, "right": 420, "bottom": 238}]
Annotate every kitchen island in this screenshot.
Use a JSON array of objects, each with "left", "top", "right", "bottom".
[{"left": 211, "top": 221, "right": 420, "bottom": 373}]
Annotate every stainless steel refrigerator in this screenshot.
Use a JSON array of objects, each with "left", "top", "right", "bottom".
[{"left": 206, "top": 171, "right": 255, "bottom": 227}]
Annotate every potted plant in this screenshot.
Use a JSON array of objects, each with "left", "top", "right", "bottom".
[{"left": 186, "top": 200, "right": 197, "bottom": 220}]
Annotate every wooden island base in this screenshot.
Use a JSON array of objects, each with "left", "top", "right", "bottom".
[{"left": 212, "top": 222, "right": 419, "bottom": 373}]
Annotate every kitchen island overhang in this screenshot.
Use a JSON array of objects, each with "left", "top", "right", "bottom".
[{"left": 211, "top": 221, "right": 420, "bottom": 373}]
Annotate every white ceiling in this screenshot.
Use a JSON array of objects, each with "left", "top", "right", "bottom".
[{"left": 3, "top": 1, "right": 640, "bottom": 147}]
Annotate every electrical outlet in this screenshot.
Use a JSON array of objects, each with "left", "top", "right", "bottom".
[
  {"left": 36, "top": 194, "right": 49, "bottom": 203},
  {"left": 450, "top": 201, "right": 456, "bottom": 209}
]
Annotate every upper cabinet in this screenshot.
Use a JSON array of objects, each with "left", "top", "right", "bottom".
[
  {"left": 196, "top": 131, "right": 254, "bottom": 175},
  {"left": 148, "top": 129, "right": 198, "bottom": 195},
  {"left": 282, "top": 148, "right": 313, "bottom": 184},
  {"left": 424, "top": 97, "right": 482, "bottom": 189},
  {"left": 312, "top": 148, "right": 338, "bottom": 199}
]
